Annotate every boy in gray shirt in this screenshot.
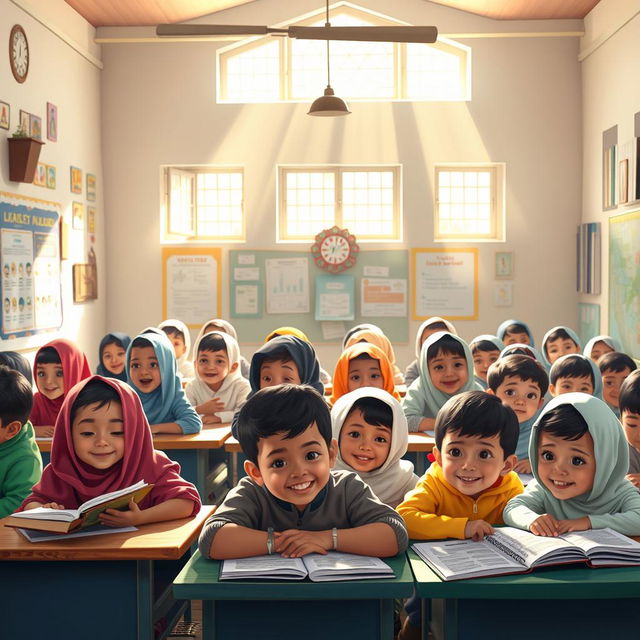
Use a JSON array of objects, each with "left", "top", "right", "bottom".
[{"left": 620, "top": 370, "right": 640, "bottom": 486}]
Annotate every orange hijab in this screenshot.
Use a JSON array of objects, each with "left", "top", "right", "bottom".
[{"left": 344, "top": 329, "right": 404, "bottom": 384}]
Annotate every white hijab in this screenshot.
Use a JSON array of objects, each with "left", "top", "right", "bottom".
[
  {"left": 158, "top": 318, "right": 193, "bottom": 377},
  {"left": 415, "top": 317, "right": 458, "bottom": 358}
]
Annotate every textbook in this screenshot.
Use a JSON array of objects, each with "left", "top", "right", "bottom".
[
  {"left": 412, "top": 527, "right": 640, "bottom": 581},
  {"left": 18, "top": 524, "right": 137, "bottom": 542},
  {"left": 4, "top": 480, "right": 153, "bottom": 534},
  {"left": 220, "top": 551, "right": 395, "bottom": 582}
]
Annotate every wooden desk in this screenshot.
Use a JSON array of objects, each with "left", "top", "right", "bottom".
[
  {"left": 0, "top": 507, "right": 213, "bottom": 640},
  {"left": 224, "top": 435, "right": 243, "bottom": 487},
  {"left": 406, "top": 433, "right": 435, "bottom": 475},
  {"left": 174, "top": 550, "right": 414, "bottom": 640}
]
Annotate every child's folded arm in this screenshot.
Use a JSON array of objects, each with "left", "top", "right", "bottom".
[
  {"left": 588, "top": 484, "right": 640, "bottom": 535},
  {"left": 173, "top": 394, "right": 203, "bottom": 434},
  {"left": 502, "top": 482, "right": 548, "bottom": 530}
]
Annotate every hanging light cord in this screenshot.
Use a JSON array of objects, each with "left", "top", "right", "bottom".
[{"left": 325, "top": 0, "right": 331, "bottom": 87}]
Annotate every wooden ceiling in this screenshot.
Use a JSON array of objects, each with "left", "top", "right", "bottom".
[{"left": 64, "top": 0, "right": 601, "bottom": 27}]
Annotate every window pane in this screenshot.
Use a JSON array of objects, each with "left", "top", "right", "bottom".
[
  {"left": 406, "top": 42, "right": 466, "bottom": 100},
  {"left": 342, "top": 170, "right": 395, "bottom": 236},
  {"left": 195, "top": 172, "right": 243, "bottom": 238},
  {"left": 224, "top": 40, "right": 280, "bottom": 101},
  {"left": 284, "top": 172, "right": 335, "bottom": 238}
]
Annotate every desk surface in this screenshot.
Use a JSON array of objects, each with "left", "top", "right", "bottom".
[{"left": 0, "top": 506, "right": 214, "bottom": 561}]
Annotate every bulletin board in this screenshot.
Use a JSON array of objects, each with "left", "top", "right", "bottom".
[
  {"left": 229, "top": 249, "right": 409, "bottom": 343},
  {"left": 0, "top": 192, "right": 62, "bottom": 340}
]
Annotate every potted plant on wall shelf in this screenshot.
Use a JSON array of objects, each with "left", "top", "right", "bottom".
[{"left": 8, "top": 124, "right": 44, "bottom": 182}]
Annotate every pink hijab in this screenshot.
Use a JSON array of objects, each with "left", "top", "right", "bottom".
[{"left": 20, "top": 376, "right": 201, "bottom": 513}]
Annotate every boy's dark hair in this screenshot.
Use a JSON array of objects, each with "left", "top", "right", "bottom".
[
  {"left": 238, "top": 384, "right": 331, "bottom": 464},
  {"left": 537, "top": 404, "right": 588, "bottom": 441},
  {"left": 487, "top": 354, "right": 548, "bottom": 395},
  {"left": 161, "top": 325, "right": 185, "bottom": 342},
  {"left": 504, "top": 323, "right": 529, "bottom": 336},
  {"left": 345, "top": 397, "right": 393, "bottom": 429},
  {"left": 131, "top": 336, "right": 153, "bottom": 350},
  {"left": 0, "top": 351, "right": 33, "bottom": 385},
  {"left": 501, "top": 345, "right": 537, "bottom": 360},
  {"left": 434, "top": 390, "right": 518, "bottom": 457},
  {"left": 259, "top": 345, "right": 294, "bottom": 366},
  {"left": 620, "top": 370, "right": 640, "bottom": 415},
  {"left": 198, "top": 333, "right": 227, "bottom": 354},
  {"left": 425, "top": 321, "right": 448, "bottom": 332},
  {"left": 471, "top": 339, "right": 501, "bottom": 354},
  {"left": 70, "top": 379, "right": 121, "bottom": 426},
  {"left": 544, "top": 328, "right": 577, "bottom": 355},
  {"left": 350, "top": 352, "right": 378, "bottom": 363},
  {"left": 0, "top": 365, "right": 33, "bottom": 426},
  {"left": 549, "top": 355, "right": 593, "bottom": 386},
  {"left": 35, "top": 346, "right": 61, "bottom": 365},
  {"left": 427, "top": 334, "right": 465, "bottom": 362},
  {"left": 598, "top": 351, "right": 637, "bottom": 375}
]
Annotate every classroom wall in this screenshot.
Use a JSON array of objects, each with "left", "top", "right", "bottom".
[
  {"left": 100, "top": 0, "right": 582, "bottom": 370},
  {"left": 0, "top": 0, "right": 105, "bottom": 366}
]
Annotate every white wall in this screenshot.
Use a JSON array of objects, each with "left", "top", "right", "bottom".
[
  {"left": 0, "top": 0, "right": 104, "bottom": 367},
  {"left": 100, "top": 0, "right": 582, "bottom": 371}
]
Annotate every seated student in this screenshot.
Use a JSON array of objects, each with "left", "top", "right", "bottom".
[
  {"left": 186, "top": 331, "right": 250, "bottom": 425},
  {"left": 195, "top": 318, "right": 250, "bottom": 379},
  {"left": 487, "top": 354, "right": 548, "bottom": 474},
  {"left": 599, "top": 352, "right": 637, "bottom": 418},
  {"left": 403, "top": 332, "right": 481, "bottom": 433},
  {"left": 620, "top": 370, "right": 640, "bottom": 488},
  {"left": 19, "top": 377, "right": 201, "bottom": 523},
  {"left": 583, "top": 335, "right": 623, "bottom": 362},
  {"left": 159, "top": 319, "right": 194, "bottom": 380},
  {"left": 541, "top": 326, "right": 582, "bottom": 369},
  {"left": 549, "top": 353, "right": 602, "bottom": 399},
  {"left": 198, "top": 384, "right": 408, "bottom": 559},
  {"left": 127, "top": 332, "right": 202, "bottom": 434},
  {"left": 470, "top": 335, "right": 503, "bottom": 390},
  {"left": 344, "top": 328, "right": 405, "bottom": 385},
  {"left": 0, "top": 351, "right": 33, "bottom": 385},
  {"left": 30, "top": 339, "right": 92, "bottom": 438},
  {"left": 0, "top": 366, "right": 42, "bottom": 518},
  {"left": 503, "top": 393, "right": 640, "bottom": 536},
  {"left": 96, "top": 332, "right": 131, "bottom": 382},
  {"left": 497, "top": 319, "right": 535, "bottom": 347},
  {"left": 329, "top": 342, "right": 400, "bottom": 406},
  {"left": 331, "top": 387, "right": 418, "bottom": 508},
  {"left": 405, "top": 318, "right": 458, "bottom": 387}
]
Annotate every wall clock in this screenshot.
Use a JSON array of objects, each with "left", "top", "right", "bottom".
[
  {"left": 9, "top": 24, "right": 29, "bottom": 83},
  {"left": 311, "top": 226, "right": 359, "bottom": 273}
]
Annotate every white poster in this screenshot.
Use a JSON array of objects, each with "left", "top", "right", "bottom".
[
  {"left": 166, "top": 254, "right": 217, "bottom": 325},
  {"left": 1, "top": 229, "right": 34, "bottom": 332},
  {"left": 32, "top": 232, "right": 61, "bottom": 330},
  {"left": 235, "top": 284, "right": 259, "bottom": 315},
  {"left": 361, "top": 278, "right": 407, "bottom": 317},
  {"left": 265, "top": 257, "right": 309, "bottom": 314}
]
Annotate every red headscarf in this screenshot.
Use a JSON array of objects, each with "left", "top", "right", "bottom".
[
  {"left": 30, "top": 339, "right": 92, "bottom": 427},
  {"left": 19, "top": 376, "right": 201, "bottom": 513}
]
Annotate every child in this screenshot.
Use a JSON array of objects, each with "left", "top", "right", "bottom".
[
  {"left": 31, "top": 339, "right": 91, "bottom": 437},
  {"left": 503, "top": 393, "right": 640, "bottom": 536},
  {"left": 96, "top": 332, "right": 131, "bottom": 382},
  {"left": 404, "top": 318, "right": 458, "bottom": 386},
  {"left": 549, "top": 353, "right": 602, "bottom": 399},
  {"left": 583, "top": 335, "right": 623, "bottom": 362},
  {"left": 541, "top": 326, "right": 581, "bottom": 368},
  {"left": 159, "top": 319, "right": 194, "bottom": 380},
  {"left": 186, "top": 331, "right": 250, "bottom": 425},
  {"left": 0, "top": 351, "right": 33, "bottom": 385},
  {"left": 599, "top": 352, "right": 637, "bottom": 417},
  {"left": 500, "top": 343, "right": 545, "bottom": 364},
  {"left": 329, "top": 342, "right": 400, "bottom": 406},
  {"left": 487, "top": 354, "right": 548, "bottom": 473},
  {"left": 0, "top": 366, "right": 42, "bottom": 518},
  {"left": 195, "top": 318, "right": 250, "bottom": 379},
  {"left": 344, "top": 328, "right": 405, "bottom": 385},
  {"left": 497, "top": 319, "right": 535, "bottom": 347},
  {"left": 470, "top": 334, "right": 503, "bottom": 390},
  {"left": 341, "top": 323, "right": 384, "bottom": 350},
  {"left": 620, "top": 370, "right": 640, "bottom": 487},
  {"left": 331, "top": 387, "right": 418, "bottom": 507},
  {"left": 403, "top": 332, "right": 481, "bottom": 433},
  {"left": 20, "top": 377, "right": 201, "bottom": 523},
  {"left": 127, "top": 332, "right": 202, "bottom": 434},
  {"left": 198, "top": 384, "right": 407, "bottom": 559}
]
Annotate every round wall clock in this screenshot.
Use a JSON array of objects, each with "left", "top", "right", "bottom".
[
  {"left": 9, "top": 24, "right": 29, "bottom": 83},
  {"left": 311, "top": 226, "right": 359, "bottom": 273}
]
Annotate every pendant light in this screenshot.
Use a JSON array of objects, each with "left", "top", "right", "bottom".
[{"left": 308, "top": 0, "right": 351, "bottom": 117}]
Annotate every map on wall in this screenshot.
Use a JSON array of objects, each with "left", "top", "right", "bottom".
[{"left": 609, "top": 210, "right": 640, "bottom": 359}]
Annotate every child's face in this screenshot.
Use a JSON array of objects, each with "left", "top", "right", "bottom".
[
  {"left": 472, "top": 349, "right": 500, "bottom": 381},
  {"left": 434, "top": 431, "right": 516, "bottom": 499},
  {"left": 129, "top": 346, "right": 161, "bottom": 393},
  {"left": 537, "top": 430, "right": 595, "bottom": 500},
  {"left": 347, "top": 357, "right": 383, "bottom": 392},
  {"left": 72, "top": 400, "right": 125, "bottom": 469},
  {"left": 197, "top": 349, "right": 236, "bottom": 391},
  {"left": 36, "top": 362, "right": 64, "bottom": 399},
  {"left": 622, "top": 410, "right": 640, "bottom": 452},
  {"left": 504, "top": 331, "right": 530, "bottom": 346},
  {"left": 168, "top": 334, "right": 186, "bottom": 359},
  {"left": 339, "top": 409, "right": 392, "bottom": 473},
  {"left": 259, "top": 359, "right": 301, "bottom": 388},
  {"left": 589, "top": 340, "right": 613, "bottom": 362},
  {"left": 427, "top": 350, "right": 468, "bottom": 394},
  {"left": 245, "top": 422, "right": 337, "bottom": 511},
  {"left": 102, "top": 342, "right": 126, "bottom": 375},
  {"left": 493, "top": 375, "right": 543, "bottom": 423},
  {"left": 550, "top": 375, "right": 593, "bottom": 397},
  {"left": 602, "top": 368, "right": 632, "bottom": 408},
  {"left": 545, "top": 337, "right": 579, "bottom": 364}
]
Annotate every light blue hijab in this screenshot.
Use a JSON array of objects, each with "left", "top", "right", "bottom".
[
  {"left": 470, "top": 334, "right": 504, "bottom": 390},
  {"left": 583, "top": 335, "right": 623, "bottom": 360},
  {"left": 550, "top": 353, "right": 603, "bottom": 401},
  {"left": 497, "top": 319, "right": 535, "bottom": 347},
  {"left": 541, "top": 326, "right": 582, "bottom": 370}
]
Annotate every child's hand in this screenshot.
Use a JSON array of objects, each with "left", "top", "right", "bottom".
[
  {"left": 274, "top": 529, "right": 332, "bottom": 558},
  {"left": 200, "top": 398, "right": 226, "bottom": 414},
  {"left": 34, "top": 425, "right": 55, "bottom": 438},
  {"left": 41, "top": 502, "right": 66, "bottom": 510},
  {"left": 556, "top": 517, "right": 591, "bottom": 534},
  {"left": 99, "top": 499, "right": 141, "bottom": 527},
  {"left": 418, "top": 418, "right": 435, "bottom": 432},
  {"left": 626, "top": 473, "right": 640, "bottom": 488},
  {"left": 464, "top": 520, "right": 494, "bottom": 541},
  {"left": 202, "top": 414, "right": 222, "bottom": 425},
  {"left": 529, "top": 513, "right": 560, "bottom": 536},
  {"left": 513, "top": 459, "right": 532, "bottom": 474}
]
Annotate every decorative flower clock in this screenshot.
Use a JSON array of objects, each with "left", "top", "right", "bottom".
[{"left": 311, "top": 226, "right": 359, "bottom": 273}]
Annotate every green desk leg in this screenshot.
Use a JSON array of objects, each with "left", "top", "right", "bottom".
[
  {"left": 203, "top": 600, "right": 216, "bottom": 640},
  {"left": 379, "top": 598, "right": 394, "bottom": 638},
  {"left": 137, "top": 560, "right": 154, "bottom": 640}
]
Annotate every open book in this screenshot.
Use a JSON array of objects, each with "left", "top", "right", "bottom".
[
  {"left": 221, "top": 552, "right": 395, "bottom": 582},
  {"left": 412, "top": 527, "right": 640, "bottom": 581},
  {"left": 4, "top": 480, "right": 153, "bottom": 534}
]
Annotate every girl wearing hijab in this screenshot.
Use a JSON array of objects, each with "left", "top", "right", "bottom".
[
  {"left": 19, "top": 376, "right": 201, "bottom": 523},
  {"left": 469, "top": 334, "right": 504, "bottom": 390},
  {"left": 583, "top": 335, "right": 623, "bottom": 362},
  {"left": 331, "top": 388, "right": 417, "bottom": 508},
  {"left": 504, "top": 393, "right": 640, "bottom": 536},
  {"left": 497, "top": 319, "right": 536, "bottom": 347},
  {"left": 158, "top": 319, "right": 194, "bottom": 380},
  {"left": 341, "top": 323, "right": 384, "bottom": 350},
  {"left": 345, "top": 328, "right": 404, "bottom": 385},
  {"left": 541, "top": 325, "right": 582, "bottom": 369},
  {"left": 195, "top": 318, "right": 250, "bottom": 379},
  {"left": 405, "top": 318, "right": 458, "bottom": 386},
  {"left": 96, "top": 332, "right": 131, "bottom": 382}
]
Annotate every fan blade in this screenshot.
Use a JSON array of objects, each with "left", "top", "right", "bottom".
[
  {"left": 156, "top": 24, "right": 282, "bottom": 37},
  {"left": 288, "top": 26, "right": 438, "bottom": 43}
]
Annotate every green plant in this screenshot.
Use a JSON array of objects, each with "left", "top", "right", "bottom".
[{"left": 12, "top": 124, "right": 29, "bottom": 138}]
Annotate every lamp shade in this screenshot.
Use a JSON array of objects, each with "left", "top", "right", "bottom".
[{"left": 307, "top": 86, "right": 351, "bottom": 117}]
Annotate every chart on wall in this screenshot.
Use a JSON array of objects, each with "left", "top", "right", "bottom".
[{"left": 0, "top": 192, "right": 62, "bottom": 339}]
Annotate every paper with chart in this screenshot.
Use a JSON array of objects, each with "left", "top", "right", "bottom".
[
  {"left": 266, "top": 257, "right": 309, "bottom": 314},
  {"left": 166, "top": 253, "right": 217, "bottom": 325},
  {"left": 361, "top": 278, "right": 407, "bottom": 317}
]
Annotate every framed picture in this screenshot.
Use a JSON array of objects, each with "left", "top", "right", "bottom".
[
  {"left": 0, "top": 101, "right": 9, "bottom": 130},
  {"left": 72, "top": 201, "right": 84, "bottom": 230},
  {"left": 70, "top": 166, "right": 82, "bottom": 194},
  {"left": 87, "top": 206, "right": 96, "bottom": 234},
  {"left": 86, "top": 173, "right": 96, "bottom": 201},
  {"left": 73, "top": 263, "right": 98, "bottom": 303},
  {"left": 494, "top": 282, "right": 513, "bottom": 307},
  {"left": 29, "top": 114, "right": 42, "bottom": 140},
  {"left": 33, "top": 163, "right": 46, "bottom": 187},
  {"left": 495, "top": 251, "right": 514, "bottom": 279},
  {"left": 46, "top": 165, "right": 56, "bottom": 189},
  {"left": 19, "top": 109, "right": 30, "bottom": 134},
  {"left": 46, "top": 102, "right": 57, "bottom": 142}
]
